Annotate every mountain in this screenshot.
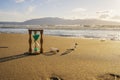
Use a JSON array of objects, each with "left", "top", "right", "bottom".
[
  {"left": 23, "top": 17, "right": 120, "bottom": 25},
  {"left": 0, "top": 17, "right": 120, "bottom": 25},
  {"left": 0, "top": 22, "right": 21, "bottom": 25}
]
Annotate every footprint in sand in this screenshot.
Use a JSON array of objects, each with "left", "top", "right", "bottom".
[
  {"left": 48, "top": 75, "right": 63, "bottom": 80},
  {"left": 49, "top": 76, "right": 63, "bottom": 80},
  {"left": 97, "top": 73, "right": 120, "bottom": 80}
]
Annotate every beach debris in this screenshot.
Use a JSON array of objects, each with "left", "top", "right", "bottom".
[
  {"left": 97, "top": 73, "right": 120, "bottom": 80},
  {"left": 74, "top": 43, "right": 78, "bottom": 48},
  {"left": 100, "top": 39, "right": 106, "bottom": 42},
  {"left": 68, "top": 43, "right": 78, "bottom": 50},
  {"left": 75, "top": 43, "right": 78, "bottom": 45},
  {"left": 111, "top": 38, "right": 116, "bottom": 41},
  {"left": 50, "top": 47, "right": 59, "bottom": 53},
  {"left": 43, "top": 47, "right": 59, "bottom": 56},
  {"left": 61, "top": 43, "right": 78, "bottom": 56}
]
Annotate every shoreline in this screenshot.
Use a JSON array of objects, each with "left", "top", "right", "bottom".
[
  {"left": 1, "top": 29, "right": 120, "bottom": 41},
  {"left": 0, "top": 33, "right": 119, "bottom": 41},
  {"left": 1, "top": 26, "right": 120, "bottom": 30}
]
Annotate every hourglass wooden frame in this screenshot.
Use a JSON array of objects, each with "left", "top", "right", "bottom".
[{"left": 28, "top": 29, "right": 43, "bottom": 54}]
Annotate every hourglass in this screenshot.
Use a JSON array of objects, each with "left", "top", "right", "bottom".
[{"left": 28, "top": 29, "right": 43, "bottom": 54}]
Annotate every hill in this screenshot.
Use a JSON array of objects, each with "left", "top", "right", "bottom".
[{"left": 0, "top": 17, "right": 120, "bottom": 25}]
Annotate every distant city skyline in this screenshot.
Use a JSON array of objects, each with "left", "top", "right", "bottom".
[{"left": 0, "top": 0, "right": 120, "bottom": 22}]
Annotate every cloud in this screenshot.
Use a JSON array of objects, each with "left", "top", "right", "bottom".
[
  {"left": 0, "top": 10, "right": 23, "bottom": 21},
  {"left": 0, "top": 6, "right": 37, "bottom": 22},
  {"left": 72, "top": 8, "right": 86, "bottom": 12},
  {"left": 96, "top": 10, "right": 120, "bottom": 21},
  {"left": 15, "top": 0, "right": 25, "bottom": 3},
  {"left": 96, "top": 10, "right": 113, "bottom": 19},
  {"left": 30, "top": 0, "right": 34, "bottom": 2},
  {"left": 46, "top": 0, "right": 59, "bottom": 3},
  {"left": 27, "top": 6, "right": 36, "bottom": 13},
  {"left": 0, "top": 3, "right": 38, "bottom": 21},
  {"left": 96, "top": 10, "right": 110, "bottom": 14},
  {"left": 15, "top": 0, "right": 34, "bottom": 3},
  {"left": 99, "top": 14, "right": 110, "bottom": 19},
  {"left": 111, "top": 15, "right": 120, "bottom": 20}
]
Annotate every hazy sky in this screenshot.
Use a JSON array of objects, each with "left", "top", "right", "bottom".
[{"left": 0, "top": 0, "right": 120, "bottom": 22}]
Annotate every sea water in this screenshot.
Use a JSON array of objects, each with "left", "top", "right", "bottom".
[{"left": 0, "top": 28, "right": 120, "bottom": 40}]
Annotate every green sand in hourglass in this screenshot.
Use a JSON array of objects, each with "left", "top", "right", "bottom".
[
  {"left": 33, "top": 34, "right": 40, "bottom": 52},
  {"left": 28, "top": 29, "right": 43, "bottom": 54}
]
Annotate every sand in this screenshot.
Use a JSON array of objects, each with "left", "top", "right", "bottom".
[{"left": 0, "top": 33, "right": 120, "bottom": 80}]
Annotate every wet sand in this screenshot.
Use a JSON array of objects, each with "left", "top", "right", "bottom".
[{"left": 0, "top": 33, "right": 120, "bottom": 80}]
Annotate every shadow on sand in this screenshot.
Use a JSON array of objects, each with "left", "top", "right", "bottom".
[
  {"left": 0, "top": 51, "right": 58, "bottom": 63},
  {"left": 0, "top": 53, "right": 30, "bottom": 63},
  {"left": 0, "top": 43, "right": 78, "bottom": 63},
  {"left": 0, "top": 46, "right": 8, "bottom": 48}
]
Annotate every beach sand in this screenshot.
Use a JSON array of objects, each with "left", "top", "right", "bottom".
[{"left": 0, "top": 33, "right": 120, "bottom": 80}]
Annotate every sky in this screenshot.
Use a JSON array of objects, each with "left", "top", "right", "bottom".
[{"left": 0, "top": 0, "right": 120, "bottom": 22}]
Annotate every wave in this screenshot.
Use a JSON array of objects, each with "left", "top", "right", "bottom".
[{"left": 0, "top": 28, "right": 120, "bottom": 40}]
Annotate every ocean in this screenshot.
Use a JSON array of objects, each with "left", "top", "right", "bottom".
[{"left": 0, "top": 28, "right": 120, "bottom": 40}]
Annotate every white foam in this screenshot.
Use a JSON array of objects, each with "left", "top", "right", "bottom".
[{"left": 1, "top": 28, "right": 120, "bottom": 41}]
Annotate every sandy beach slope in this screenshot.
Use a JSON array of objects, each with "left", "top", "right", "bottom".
[{"left": 0, "top": 33, "right": 120, "bottom": 80}]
